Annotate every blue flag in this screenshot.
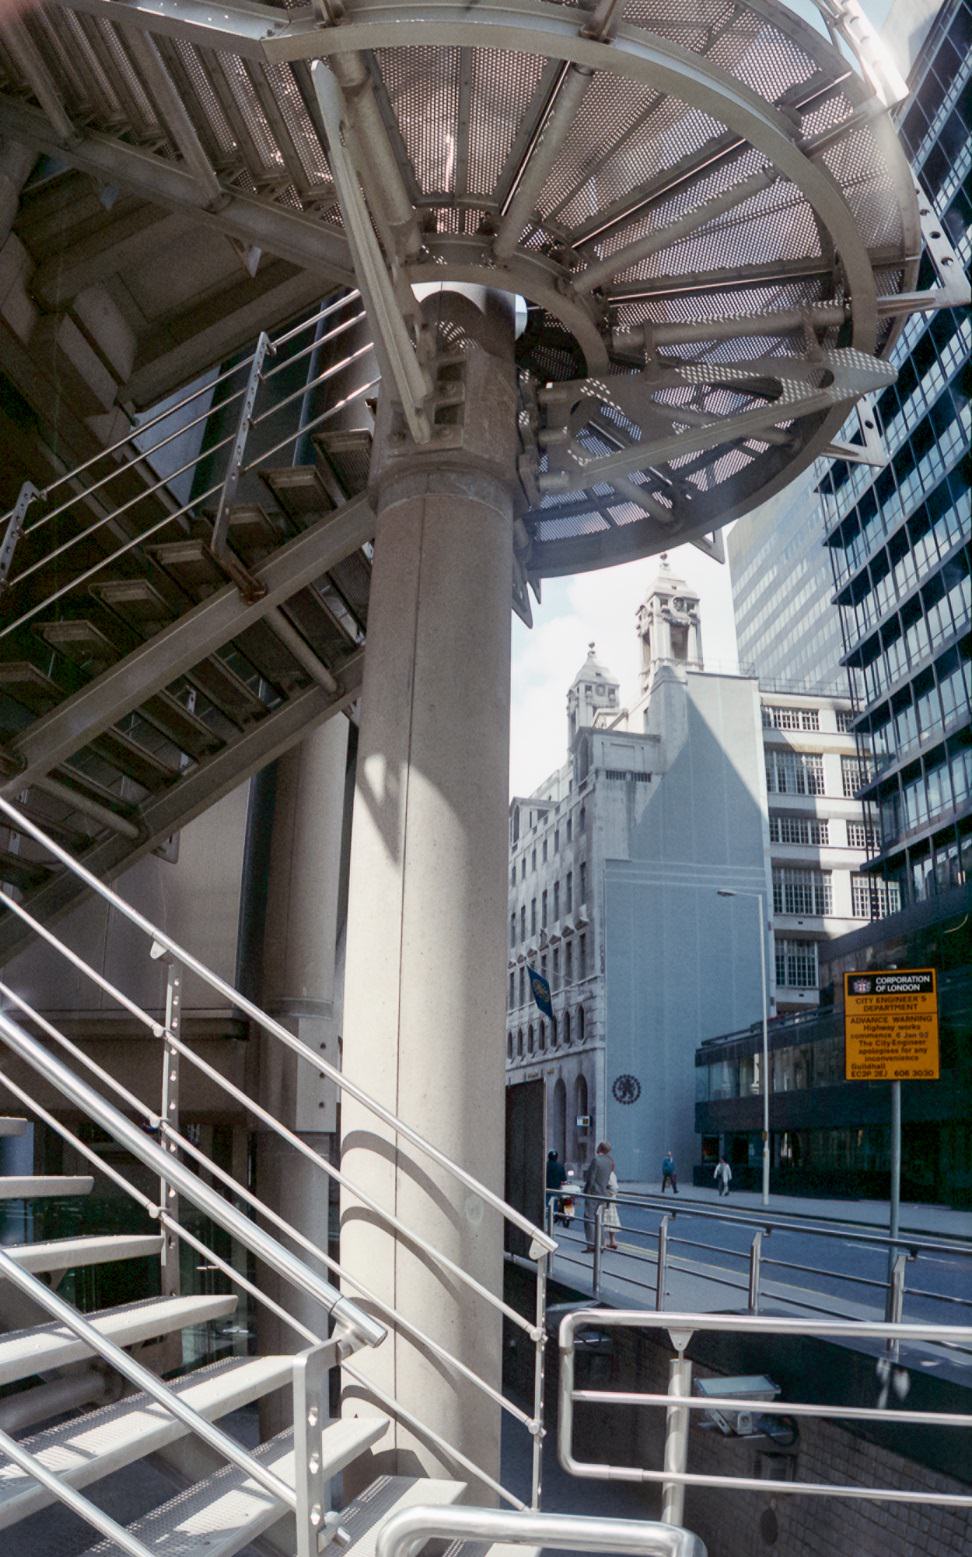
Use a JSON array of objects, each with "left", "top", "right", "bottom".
[{"left": 527, "top": 965, "right": 553, "bottom": 1019}]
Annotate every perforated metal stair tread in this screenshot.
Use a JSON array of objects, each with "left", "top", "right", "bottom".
[
  {"left": 441, "top": 1544, "right": 543, "bottom": 1556},
  {"left": 0, "top": 1292, "right": 237, "bottom": 1386},
  {"left": 2, "top": 1232, "right": 163, "bottom": 1274},
  {"left": 78, "top": 1418, "right": 396, "bottom": 1556},
  {"left": 338, "top": 1473, "right": 468, "bottom": 1555},
  {"left": 0, "top": 1353, "right": 293, "bottom": 1531},
  {"left": 0, "top": 1173, "right": 94, "bottom": 1201}
]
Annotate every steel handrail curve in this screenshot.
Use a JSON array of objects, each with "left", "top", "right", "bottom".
[
  {"left": 374, "top": 1505, "right": 707, "bottom": 1556},
  {"left": 577, "top": 1185, "right": 972, "bottom": 1258},
  {"left": 0, "top": 797, "right": 554, "bottom": 1255},
  {"left": 558, "top": 1308, "right": 972, "bottom": 1508}
]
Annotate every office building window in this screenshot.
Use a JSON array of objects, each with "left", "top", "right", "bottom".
[
  {"left": 566, "top": 871, "right": 573, "bottom": 912},
  {"left": 506, "top": 1032, "right": 512, "bottom": 1062},
  {"left": 835, "top": 709, "right": 856, "bottom": 732},
  {"left": 562, "top": 1009, "right": 571, "bottom": 1045},
  {"left": 539, "top": 1020, "right": 547, "bottom": 1052},
  {"left": 531, "top": 847, "right": 536, "bottom": 871},
  {"left": 765, "top": 751, "right": 825, "bottom": 794},
  {"left": 566, "top": 816, "right": 573, "bottom": 843},
  {"left": 521, "top": 858, "right": 526, "bottom": 880},
  {"left": 851, "top": 874, "right": 902, "bottom": 918},
  {"left": 579, "top": 804, "right": 587, "bottom": 833},
  {"left": 775, "top": 938, "right": 818, "bottom": 989},
  {"left": 517, "top": 1028, "right": 524, "bottom": 1057},
  {"left": 554, "top": 879, "right": 560, "bottom": 919},
  {"left": 510, "top": 864, "right": 516, "bottom": 887},
  {"left": 579, "top": 933, "right": 587, "bottom": 976},
  {"left": 772, "top": 867, "right": 832, "bottom": 915},
  {"left": 769, "top": 815, "right": 830, "bottom": 846},
  {"left": 519, "top": 966, "right": 525, "bottom": 1006},
  {"left": 565, "top": 940, "right": 573, "bottom": 985},
  {"left": 847, "top": 822, "right": 880, "bottom": 851},
  {"left": 520, "top": 905, "right": 526, "bottom": 940},
  {"left": 553, "top": 946, "right": 560, "bottom": 988},
  {"left": 578, "top": 1005, "right": 586, "bottom": 1041},
  {"left": 508, "top": 971, "right": 514, "bottom": 1008},
  {"left": 762, "top": 705, "right": 820, "bottom": 731},
  {"left": 527, "top": 1024, "right": 534, "bottom": 1055},
  {"left": 554, "top": 827, "right": 560, "bottom": 853},
  {"left": 510, "top": 913, "right": 515, "bottom": 947},
  {"left": 579, "top": 861, "right": 587, "bottom": 902},
  {"left": 841, "top": 755, "right": 871, "bottom": 796},
  {"left": 542, "top": 838, "right": 548, "bottom": 863},
  {"left": 541, "top": 889, "right": 548, "bottom": 928},
  {"left": 530, "top": 898, "right": 537, "bottom": 935}
]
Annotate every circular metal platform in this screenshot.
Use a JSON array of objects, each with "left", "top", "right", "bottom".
[{"left": 1, "top": 0, "right": 921, "bottom": 573}]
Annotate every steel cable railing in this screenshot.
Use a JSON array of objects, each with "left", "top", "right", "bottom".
[
  {"left": 0, "top": 288, "right": 373, "bottom": 638},
  {"left": 0, "top": 795, "right": 553, "bottom": 1507}
]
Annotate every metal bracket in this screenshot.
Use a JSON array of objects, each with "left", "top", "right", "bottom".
[
  {"left": 312, "top": 62, "right": 432, "bottom": 445},
  {"left": 538, "top": 348, "right": 897, "bottom": 496},
  {"left": 821, "top": 392, "right": 888, "bottom": 466},
  {"left": 811, "top": 0, "right": 909, "bottom": 106},
  {"left": 880, "top": 182, "right": 971, "bottom": 319},
  {"left": 0, "top": 482, "right": 39, "bottom": 589}
]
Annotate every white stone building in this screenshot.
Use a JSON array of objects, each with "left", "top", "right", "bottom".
[{"left": 505, "top": 558, "right": 876, "bottom": 1178}]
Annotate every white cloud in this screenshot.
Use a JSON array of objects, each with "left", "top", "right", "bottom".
[{"left": 510, "top": 538, "right": 740, "bottom": 796}]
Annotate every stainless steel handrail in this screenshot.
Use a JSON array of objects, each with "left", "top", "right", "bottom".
[
  {"left": 0, "top": 797, "right": 555, "bottom": 1256},
  {"left": 0, "top": 1005, "right": 384, "bottom": 1350},
  {"left": 374, "top": 1505, "right": 707, "bottom": 1556},
  {"left": 558, "top": 1309, "right": 972, "bottom": 1509}
]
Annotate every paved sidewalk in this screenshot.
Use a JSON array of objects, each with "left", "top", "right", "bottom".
[{"left": 620, "top": 1181, "right": 972, "bottom": 1240}]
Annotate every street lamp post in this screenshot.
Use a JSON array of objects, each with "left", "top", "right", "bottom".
[{"left": 717, "top": 889, "right": 770, "bottom": 1205}]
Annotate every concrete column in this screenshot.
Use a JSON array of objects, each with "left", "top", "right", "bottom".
[
  {"left": 340, "top": 288, "right": 517, "bottom": 1493},
  {"left": 253, "top": 721, "right": 348, "bottom": 1416}
]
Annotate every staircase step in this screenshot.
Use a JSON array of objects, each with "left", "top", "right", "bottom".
[
  {"left": 140, "top": 690, "right": 224, "bottom": 758},
  {"left": 314, "top": 427, "right": 373, "bottom": 498},
  {"left": 0, "top": 662, "right": 63, "bottom": 716},
  {"left": 339, "top": 1473, "right": 467, "bottom": 1555},
  {"left": 0, "top": 1353, "right": 293, "bottom": 1530},
  {"left": 261, "top": 464, "right": 334, "bottom": 522},
  {"left": 90, "top": 577, "right": 175, "bottom": 634},
  {"left": 88, "top": 725, "right": 181, "bottom": 789},
  {"left": 2, "top": 1233, "right": 163, "bottom": 1276},
  {"left": 0, "top": 848, "right": 52, "bottom": 891},
  {"left": 148, "top": 538, "right": 226, "bottom": 596},
  {"left": 0, "top": 1174, "right": 93, "bottom": 1202},
  {"left": 328, "top": 550, "right": 371, "bottom": 630},
  {"left": 0, "top": 1292, "right": 237, "bottom": 1386},
  {"left": 0, "top": 1117, "right": 28, "bottom": 1137},
  {"left": 79, "top": 1417, "right": 394, "bottom": 1556},
  {"left": 34, "top": 619, "right": 123, "bottom": 674},
  {"left": 186, "top": 655, "right": 268, "bottom": 727}
]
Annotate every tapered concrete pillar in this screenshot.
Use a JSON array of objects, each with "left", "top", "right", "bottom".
[{"left": 340, "top": 289, "right": 517, "bottom": 1492}]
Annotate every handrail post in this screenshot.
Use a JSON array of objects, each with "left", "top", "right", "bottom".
[
  {"left": 748, "top": 1229, "right": 763, "bottom": 1314},
  {"left": 593, "top": 1203, "right": 604, "bottom": 1295},
  {"left": 656, "top": 1215, "right": 670, "bottom": 1311},
  {"left": 885, "top": 1250, "right": 909, "bottom": 1363},
  {"left": 0, "top": 480, "right": 38, "bottom": 587},
  {"left": 531, "top": 1252, "right": 548, "bottom": 1510},
  {"left": 294, "top": 1339, "right": 348, "bottom": 1557},
  {"left": 208, "top": 329, "right": 271, "bottom": 600},
  {"left": 158, "top": 955, "right": 182, "bottom": 1302},
  {"left": 660, "top": 1347, "right": 693, "bottom": 1527}
]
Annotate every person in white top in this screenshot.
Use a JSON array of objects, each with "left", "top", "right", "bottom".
[{"left": 714, "top": 1156, "right": 732, "bottom": 1196}]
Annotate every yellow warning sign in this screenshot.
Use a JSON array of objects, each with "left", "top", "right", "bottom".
[{"left": 844, "top": 969, "right": 939, "bottom": 1081}]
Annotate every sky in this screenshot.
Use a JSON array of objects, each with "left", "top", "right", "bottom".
[{"left": 507, "top": 0, "right": 919, "bottom": 799}]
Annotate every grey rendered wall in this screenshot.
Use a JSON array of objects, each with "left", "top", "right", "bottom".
[{"left": 604, "top": 674, "right": 770, "bottom": 1180}]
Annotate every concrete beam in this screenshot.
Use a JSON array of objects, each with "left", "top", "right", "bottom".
[
  {"left": 0, "top": 650, "right": 364, "bottom": 965},
  {"left": 30, "top": 206, "right": 195, "bottom": 308},
  {"left": 1, "top": 494, "right": 374, "bottom": 797}
]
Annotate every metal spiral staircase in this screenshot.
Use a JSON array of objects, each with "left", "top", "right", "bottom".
[{"left": 0, "top": 0, "right": 967, "bottom": 1551}]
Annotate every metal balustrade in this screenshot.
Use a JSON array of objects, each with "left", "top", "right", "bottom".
[
  {"left": 558, "top": 1309, "right": 972, "bottom": 1523},
  {"left": 547, "top": 1186, "right": 972, "bottom": 1326},
  {"left": 375, "top": 1505, "right": 708, "bottom": 1556},
  {"left": 0, "top": 794, "right": 554, "bottom": 1524}
]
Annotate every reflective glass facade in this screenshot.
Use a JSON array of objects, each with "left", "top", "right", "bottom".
[{"left": 820, "top": 0, "right": 971, "bottom": 914}]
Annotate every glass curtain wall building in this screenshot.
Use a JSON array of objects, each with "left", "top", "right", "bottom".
[{"left": 820, "top": 0, "right": 971, "bottom": 914}]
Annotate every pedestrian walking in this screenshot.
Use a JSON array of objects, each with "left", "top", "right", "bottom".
[
  {"left": 661, "top": 1150, "right": 678, "bottom": 1194},
  {"left": 603, "top": 1161, "right": 621, "bottom": 1251},
  {"left": 583, "top": 1141, "right": 615, "bottom": 1250},
  {"left": 545, "top": 1149, "right": 567, "bottom": 1222},
  {"left": 714, "top": 1156, "right": 732, "bottom": 1197}
]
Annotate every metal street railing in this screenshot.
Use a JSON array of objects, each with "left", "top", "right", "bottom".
[
  {"left": 375, "top": 1505, "right": 708, "bottom": 1556},
  {"left": 547, "top": 1187, "right": 972, "bottom": 1327},
  {"left": 0, "top": 794, "right": 554, "bottom": 1513},
  {"left": 558, "top": 1309, "right": 972, "bottom": 1524}
]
